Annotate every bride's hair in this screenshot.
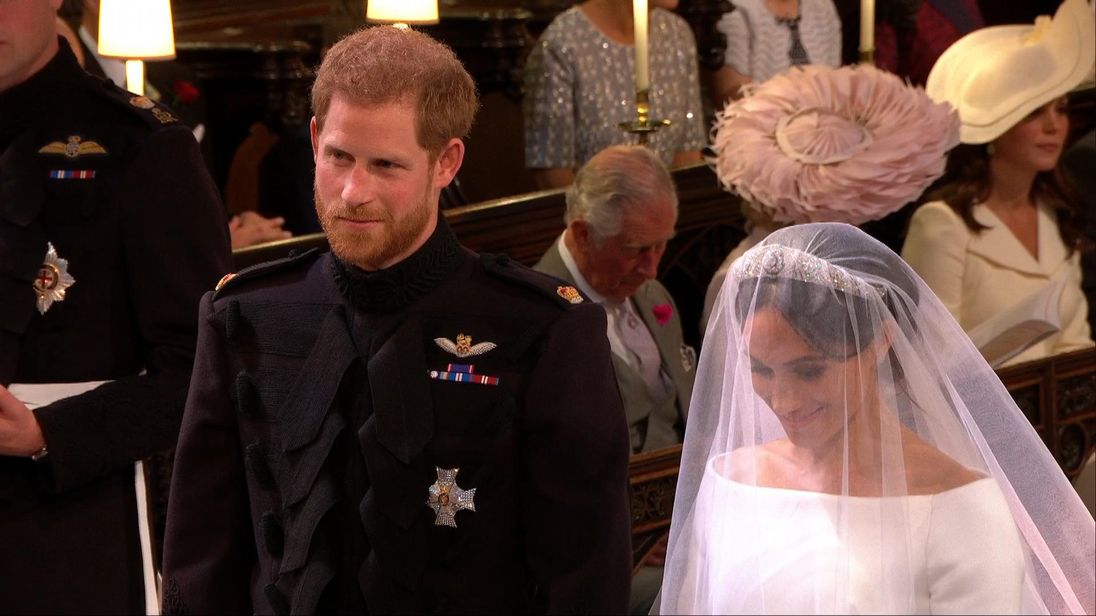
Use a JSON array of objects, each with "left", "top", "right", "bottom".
[{"left": 733, "top": 241, "right": 921, "bottom": 360}]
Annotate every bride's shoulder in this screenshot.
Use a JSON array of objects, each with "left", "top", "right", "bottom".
[
  {"left": 902, "top": 432, "right": 984, "bottom": 494},
  {"left": 710, "top": 441, "right": 790, "bottom": 483}
]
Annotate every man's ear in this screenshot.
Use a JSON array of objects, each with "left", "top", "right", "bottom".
[
  {"left": 309, "top": 117, "right": 320, "bottom": 161},
  {"left": 569, "top": 219, "right": 593, "bottom": 251},
  {"left": 433, "top": 138, "right": 465, "bottom": 189}
]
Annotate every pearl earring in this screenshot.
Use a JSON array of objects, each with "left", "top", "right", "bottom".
[{"left": 986, "top": 142, "right": 996, "bottom": 156}]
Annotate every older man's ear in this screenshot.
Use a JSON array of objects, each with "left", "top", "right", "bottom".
[{"left": 568, "top": 219, "right": 593, "bottom": 252}]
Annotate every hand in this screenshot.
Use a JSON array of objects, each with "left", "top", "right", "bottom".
[
  {"left": 644, "top": 534, "right": 669, "bottom": 567},
  {"left": 0, "top": 385, "right": 46, "bottom": 457},
  {"left": 228, "top": 211, "right": 293, "bottom": 249}
]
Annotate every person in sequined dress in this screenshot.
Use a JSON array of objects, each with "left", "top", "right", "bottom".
[
  {"left": 711, "top": 0, "right": 841, "bottom": 105},
  {"left": 523, "top": 0, "right": 707, "bottom": 189}
]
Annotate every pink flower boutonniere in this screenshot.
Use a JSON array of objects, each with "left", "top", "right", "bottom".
[{"left": 652, "top": 303, "right": 673, "bottom": 326}]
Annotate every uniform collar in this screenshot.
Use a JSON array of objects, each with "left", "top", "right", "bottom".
[
  {"left": 0, "top": 39, "right": 83, "bottom": 139},
  {"left": 330, "top": 214, "right": 463, "bottom": 313}
]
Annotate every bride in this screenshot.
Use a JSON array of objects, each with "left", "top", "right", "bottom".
[{"left": 659, "top": 223, "right": 1095, "bottom": 614}]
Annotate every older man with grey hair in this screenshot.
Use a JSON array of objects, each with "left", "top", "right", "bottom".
[{"left": 535, "top": 145, "right": 695, "bottom": 455}]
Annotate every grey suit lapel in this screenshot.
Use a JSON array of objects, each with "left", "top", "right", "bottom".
[{"left": 533, "top": 239, "right": 575, "bottom": 283}]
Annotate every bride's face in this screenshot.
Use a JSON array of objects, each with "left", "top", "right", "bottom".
[{"left": 745, "top": 308, "right": 873, "bottom": 449}]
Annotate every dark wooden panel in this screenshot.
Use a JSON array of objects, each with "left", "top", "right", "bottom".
[{"left": 998, "top": 347, "right": 1096, "bottom": 478}]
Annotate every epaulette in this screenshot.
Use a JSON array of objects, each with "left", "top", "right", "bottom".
[
  {"left": 212, "top": 248, "right": 321, "bottom": 300},
  {"left": 480, "top": 252, "right": 590, "bottom": 309},
  {"left": 96, "top": 78, "right": 183, "bottom": 129}
]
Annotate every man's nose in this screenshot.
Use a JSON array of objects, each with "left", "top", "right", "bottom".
[
  {"left": 342, "top": 165, "right": 375, "bottom": 204},
  {"left": 635, "top": 247, "right": 663, "bottom": 279}
]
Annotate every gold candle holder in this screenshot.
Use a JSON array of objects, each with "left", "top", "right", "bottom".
[
  {"left": 619, "top": 89, "right": 670, "bottom": 145},
  {"left": 858, "top": 49, "right": 874, "bottom": 64}
]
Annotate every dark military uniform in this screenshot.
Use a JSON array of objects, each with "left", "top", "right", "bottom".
[
  {"left": 0, "top": 41, "right": 231, "bottom": 613},
  {"left": 161, "top": 216, "right": 633, "bottom": 614}
]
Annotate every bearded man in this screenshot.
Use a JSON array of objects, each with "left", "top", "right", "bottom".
[{"left": 159, "top": 26, "right": 632, "bottom": 614}]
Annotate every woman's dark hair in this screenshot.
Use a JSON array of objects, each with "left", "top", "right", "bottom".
[
  {"left": 734, "top": 252, "right": 920, "bottom": 360},
  {"left": 923, "top": 143, "right": 1090, "bottom": 255}
]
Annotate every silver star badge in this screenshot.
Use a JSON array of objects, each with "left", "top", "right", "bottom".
[
  {"left": 33, "top": 243, "right": 76, "bottom": 314},
  {"left": 426, "top": 467, "right": 476, "bottom": 527}
]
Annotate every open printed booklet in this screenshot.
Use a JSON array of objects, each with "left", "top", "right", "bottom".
[
  {"left": 7, "top": 381, "right": 108, "bottom": 409},
  {"left": 966, "top": 278, "right": 1065, "bottom": 368}
]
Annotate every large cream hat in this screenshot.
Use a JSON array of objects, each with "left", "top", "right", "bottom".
[{"left": 926, "top": 0, "right": 1096, "bottom": 144}]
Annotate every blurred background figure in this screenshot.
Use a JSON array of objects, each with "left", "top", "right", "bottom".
[
  {"left": 536, "top": 145, "right": 694, "bottom": 456},
  {"left": 874, "top": 0, "right": 984, "bottom": 86},
  {"left": 533, "top": 144, "right": 695, "bottom": 614},
  {"left": 701, "top": 63, "right": 959, "bottom": 332},
  {"left": 711, "top": 0, "right": 841, "bottom": 105},
  {"left": 523, "top": 0, "right": 706, "bottom": 189},
  {"left": 58, "top": 0, "right": 291, "bottom": 249},
  {"left": 0, "top": 0, "right": 231, "bottom": 611},
  {"left": 903, "top": 0, "right": 1095, "bottom": 366}
]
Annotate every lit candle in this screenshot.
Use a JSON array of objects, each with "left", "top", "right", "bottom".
[
  {"left": 859, "top": 0, "right": 875, "bottom": 59},
  {"left": 633, "top": 0, "right": 650, "bottom": 91}
]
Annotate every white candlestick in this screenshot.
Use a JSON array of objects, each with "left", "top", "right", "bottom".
[
  {"left": 859, "top": 0, "right": 875, "bottom": 57},
  {"left": 125, "top": 60, "right": 145, "bottom": 96},
  {"left": 633, "top": 0, "right": 650, "bottom": 91}
]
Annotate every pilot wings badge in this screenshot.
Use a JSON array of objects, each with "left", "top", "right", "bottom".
[
  {"left": 434, "top": 333, "right": 497, "bottom": 358},
  {"left": 34, "top": 243, "right": 76, "bottom": 314},
  {"left": 37, "top": 135, "right": 108, "bottom": 159}
]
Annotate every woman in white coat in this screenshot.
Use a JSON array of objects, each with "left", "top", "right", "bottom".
[{"left": 902, "top": 0, "right": 1095, "bottom": 366}]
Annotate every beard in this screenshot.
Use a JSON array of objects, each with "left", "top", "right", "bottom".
[{"left": 314, "top": 182, "right": 436, "bottom": 271}]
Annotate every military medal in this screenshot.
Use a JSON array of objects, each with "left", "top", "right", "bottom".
[
  {"left": 426, "top": 467, "right": 476, "bottom": 527},
  {"left": 556, "top": 285, "right": 583, "bottom": 304},
  {"left": 48, "top": 170, "right": 97, "bottom": 179},
  {"left": 434, "top": 333, "right": 496, "bottom": 358},
  {"left": 428, "top": 364, "right": 500, "bottom": 387},
  {"left": 33, "top": 243, "right": 76, "bottom": 314}
]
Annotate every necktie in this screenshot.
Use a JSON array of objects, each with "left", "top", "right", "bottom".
[
  {"left": 612, "top": 302, "right": 666, "bottom": 399},
  {"left": 779, "top": 17, "right": 811, "bottom": 66}
]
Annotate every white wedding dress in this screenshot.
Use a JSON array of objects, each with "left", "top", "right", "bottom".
[{"left": 670, "top": 455, "right": 1027, "bottom": 615}]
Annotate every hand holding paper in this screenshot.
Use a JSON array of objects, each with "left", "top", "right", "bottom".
[{"left": 0, "top": 385, "right": 45, "bottom": 457}]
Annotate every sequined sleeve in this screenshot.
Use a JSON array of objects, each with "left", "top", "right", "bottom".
[{"left": 523, "top": 34, "right": 576, "bottom": 169}]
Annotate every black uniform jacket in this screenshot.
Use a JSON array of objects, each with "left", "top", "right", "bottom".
[
  {"left": 0, "top": 41, "right": 231, "bottom": 613},
  {"left": 161, "top": 218, "right": 633, "bottom": 614}
]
